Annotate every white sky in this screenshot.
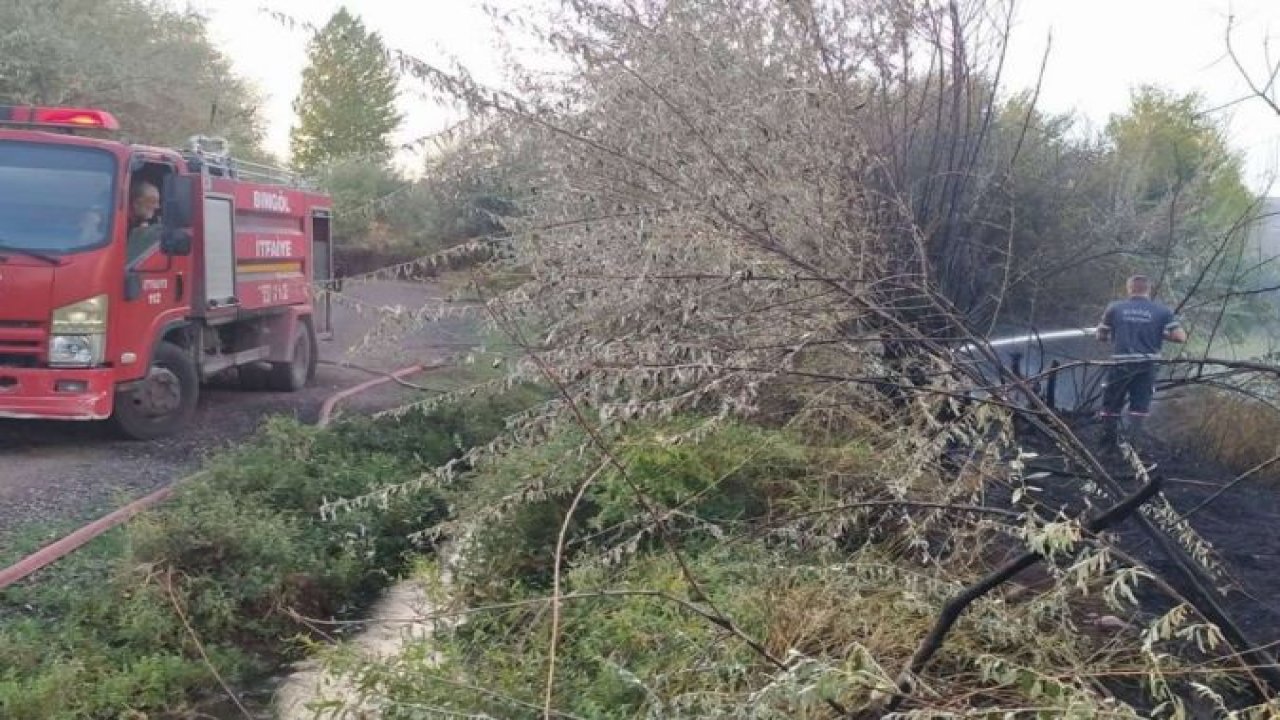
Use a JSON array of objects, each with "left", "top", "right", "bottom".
[{"left": 193, "top": 0, "right": 1280, "bottom": 192}]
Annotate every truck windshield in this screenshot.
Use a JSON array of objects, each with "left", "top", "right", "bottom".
[{"left": 0, "top": 141, "right": 117, "bottom": 254}]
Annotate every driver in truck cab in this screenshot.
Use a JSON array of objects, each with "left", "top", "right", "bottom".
[{"left": 126, "top": 180, "right": 160, "bottom": 263}]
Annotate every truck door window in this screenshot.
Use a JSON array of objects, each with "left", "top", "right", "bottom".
[{"left": 126, "top": 164, "right": 168, "bottom": 266}]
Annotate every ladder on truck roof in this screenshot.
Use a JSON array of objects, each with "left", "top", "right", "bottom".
[{"left": 179, "top": 135, "right": 314, "bottom": 189}]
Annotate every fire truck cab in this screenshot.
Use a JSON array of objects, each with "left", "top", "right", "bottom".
[{"left": 0, "top": 106, "right": 334, "bottom": 439}]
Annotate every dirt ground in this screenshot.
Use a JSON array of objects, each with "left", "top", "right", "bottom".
[{"left": 0, "top": 278, "right": 476, "bottom": 547}]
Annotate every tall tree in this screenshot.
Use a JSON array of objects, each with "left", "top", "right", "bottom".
[
  {"left": 0, "top": 0, "right": 269, "bottom": 161},
  {"left": 289, "top": 8, "right": 401, "bottom": 174},
  {"left": 1105, "top": 86, "right": 1267, "bottom": 340},
  {"left": 1106, "top": 86, "right": 1251, "bottom": 220}
]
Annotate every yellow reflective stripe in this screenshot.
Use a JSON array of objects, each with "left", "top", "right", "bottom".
[{"left": 235, "top": 261, "right": 303, "bottom": 274}]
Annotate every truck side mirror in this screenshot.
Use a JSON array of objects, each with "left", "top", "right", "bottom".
[{"left": 160, "top": 174, "right": 194, "bottom": 256}]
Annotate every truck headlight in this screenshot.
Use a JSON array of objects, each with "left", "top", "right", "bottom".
[
  {"left": 50, "top": 295, "right": 107, "bottom": 367},
  {"left": 49, "top": 334, "right": 105, "bottom": 367}
]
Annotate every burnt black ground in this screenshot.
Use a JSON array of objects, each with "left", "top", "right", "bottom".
[{"left": 1016, "top": 412, "right": 1280, "bottom": 653}]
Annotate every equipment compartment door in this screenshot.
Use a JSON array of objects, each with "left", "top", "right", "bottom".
[
  {"left": 312, "top": 211, "right": 333, "bottom": 337},
  {"left": 203, "top": 196, "right": 236, "bottom": 306}
]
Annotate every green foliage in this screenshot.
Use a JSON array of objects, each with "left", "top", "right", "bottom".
[
  {"left": 937, "top": 84, "right": 1268, "bottom": 330},
  {"left": 398, "top": 124, "right": 539, "bottom": 247},
  {"left": 1107, "top": 87, "right": 1250, "bottom": 215},
  {"left": 978, "top": 95, "right": 1121, "bottom": 323},
  {"left": 0, "top": 0, "right": 269, "bottom": 161},
  {"left": 590, "top": 421, "right": 813, "bottom": 530},
  {"left": 0, "top": 527, "right": 252, "bottom": 719},
  {"left": 292, "top": 13, "right": 530, "bottom": 255},
  {"left": 321, "top": 157, "right": 409, "bottom": 247},
  {"left": 884, "top": 81, "right": 1264, "bottom": 329},
  {"left": 290, "top": 7, "right": 401, "bottom": 174},
  {"left": 328, "top": 126, "right": 533, "bottom": 256},
  {"left": 0, "top": 390, "right": 539, "bottom": 719},
  {"left": 284, "top": 1, "right": 1279, "bottom": 715},
  {"left": 450, "top": 419, "right": 834, "bottom": 599},
  {"left": 385, "top": 160, "right": 521, "bottom": 250},
  {"left": 343, "top": 417, "right": 1157, "bottom": 719}
]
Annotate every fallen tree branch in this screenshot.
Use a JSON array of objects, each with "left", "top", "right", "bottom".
[{"left": 873, "top": 474, "right": 1165, "bottom": 717}]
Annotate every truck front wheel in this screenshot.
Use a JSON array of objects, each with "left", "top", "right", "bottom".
[{"left": 110, "top": 341, "right": 199, "bottom": 440}]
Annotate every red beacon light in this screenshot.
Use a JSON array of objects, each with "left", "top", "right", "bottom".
[{"left": 0, "top": 105, "right": 120, "bottom": 131}]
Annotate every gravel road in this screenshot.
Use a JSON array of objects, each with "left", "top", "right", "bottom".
[{"left": 0, "top": 278, "right": 475, "bottom": 546}]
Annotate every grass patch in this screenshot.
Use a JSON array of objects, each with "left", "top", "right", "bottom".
[
  {"left": 0, "top": 386, "right": 542, "bottom": 720},
  {"left": 1155, "top": 384, "right": 1280, "bottom": 480}
]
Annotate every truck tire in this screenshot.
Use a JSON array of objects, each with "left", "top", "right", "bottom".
[
  {"left": 268, "top": 320, "right": 316, "bottom": 392},
  {"left": 110, "top": 341, "right": 199, "bottom": 440}
]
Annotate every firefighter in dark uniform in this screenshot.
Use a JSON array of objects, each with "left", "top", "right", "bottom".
[{"left": 1095, "top": 274, "right": 1187, "bottom": 446}]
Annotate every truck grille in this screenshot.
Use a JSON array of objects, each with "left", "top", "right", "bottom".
[{"left": 0, "top": 321, "right": 44, "bottom": 366}]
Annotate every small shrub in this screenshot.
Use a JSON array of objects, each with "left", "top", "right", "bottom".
[{"left": 591, "top": 420, "right": 816, "bottom": 530}]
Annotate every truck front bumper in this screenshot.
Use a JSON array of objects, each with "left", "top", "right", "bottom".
[{"left": 0, "top": 367, "right": 114, "bottom": 421}]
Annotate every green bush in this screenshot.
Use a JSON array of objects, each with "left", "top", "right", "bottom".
[
  {"left": 591, "top": 420, "right": 817, "bottom": 530},
  {"left": 451, "top": 418, "right": 849, "bottom": 599}
]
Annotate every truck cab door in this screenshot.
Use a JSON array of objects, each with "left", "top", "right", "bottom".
[{"left": 115, "top": 163, "right": 193, "bottom": 380}]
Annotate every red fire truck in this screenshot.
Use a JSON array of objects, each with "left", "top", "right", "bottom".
[{"left": 0, "top": 106, "right": 334, "bottom": 439}]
